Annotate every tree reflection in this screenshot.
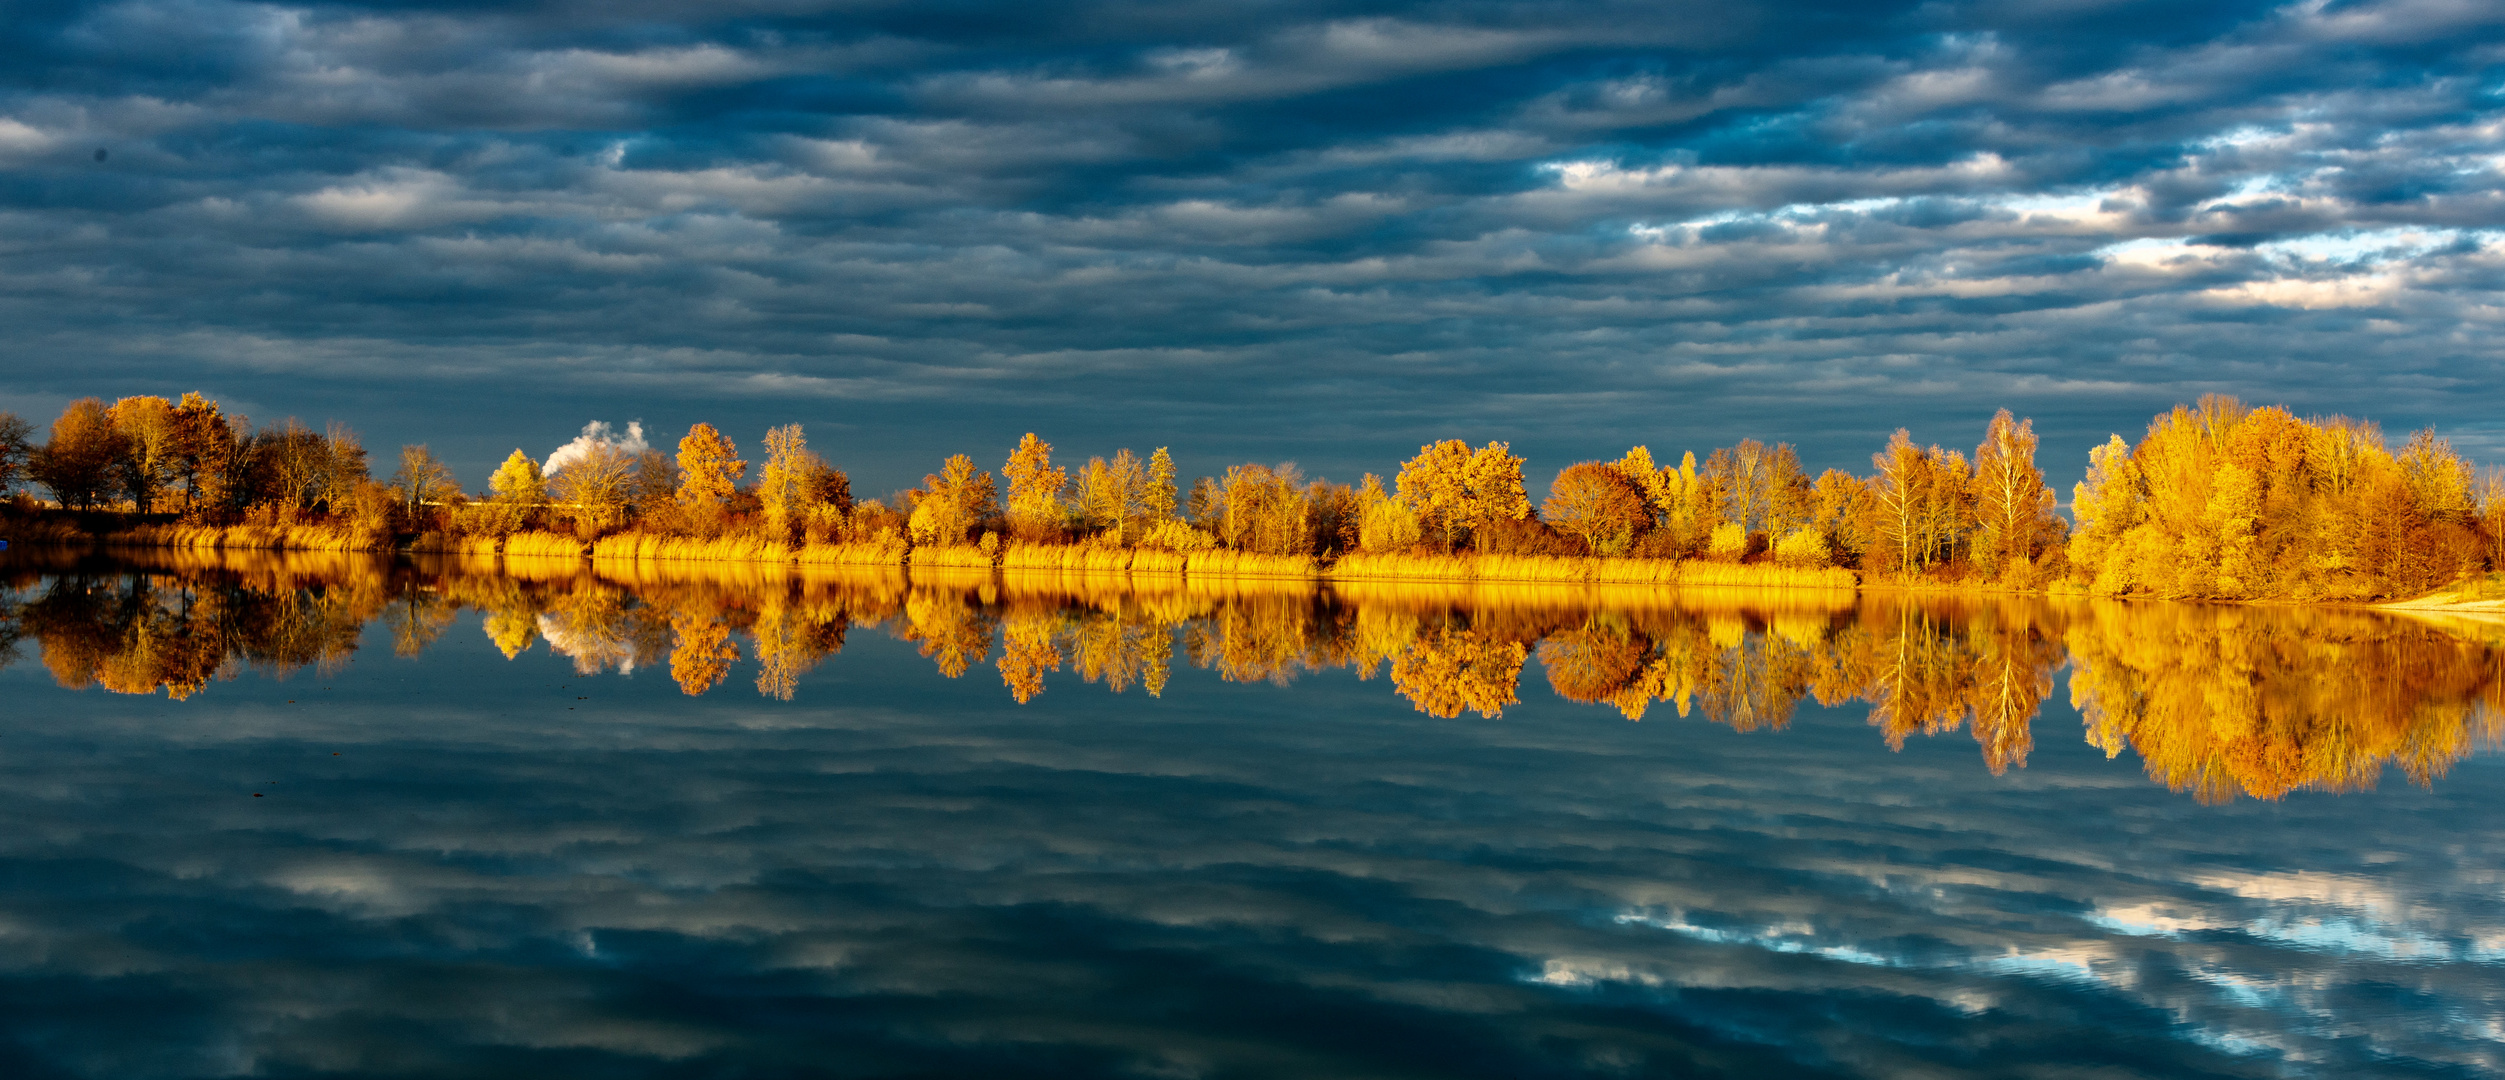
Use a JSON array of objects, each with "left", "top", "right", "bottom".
[
  {"left": 9, "top": 554, "right": 390, "bottom": 696},
  {"left": 2066, "top": 602, "right": 2505, "bottom": 802},
  {"left": 7, "top": 549, "right": 2504, "bottom": 802}
]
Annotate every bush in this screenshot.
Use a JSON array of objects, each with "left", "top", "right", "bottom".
[
  {"left": 1706, "top": 522, "right": 1749, "bottom": 561},
  {"left": 1773, "top": 529, "right": 1830, "bottom": 568},
  {"left": 1478, "top": 517, "right": 1580, "bottom": 556},
  {"left": 1358, "top": 500, "right": 1423, "bottom": 552},
  {"left": 1140, "top": 518, "right": 1218, "bottom": 552}
]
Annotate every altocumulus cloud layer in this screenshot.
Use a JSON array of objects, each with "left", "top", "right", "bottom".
[{"left": 1, "top": 0, "right": 2502, "bottom": 486}]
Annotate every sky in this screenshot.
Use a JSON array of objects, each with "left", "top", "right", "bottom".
[{"left": 1, "top": 0, "right": 2501, "bottom": 495}]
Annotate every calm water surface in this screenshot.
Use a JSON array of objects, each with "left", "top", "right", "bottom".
[{"left": 2, "top": 549, "right": 2501, "bottom": 1078}]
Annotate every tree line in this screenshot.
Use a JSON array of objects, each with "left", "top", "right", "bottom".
[{"left": 0, "top": 391, "right": 2495, "bottom": 600}]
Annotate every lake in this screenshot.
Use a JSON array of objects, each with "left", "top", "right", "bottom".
[{"left": 2, "top": 548, "right": 2500, "bottom": 1078}]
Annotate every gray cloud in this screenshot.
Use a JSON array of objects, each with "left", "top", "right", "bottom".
[{"left": 0, "top": 0, "right": 2500, "bottom": 490}]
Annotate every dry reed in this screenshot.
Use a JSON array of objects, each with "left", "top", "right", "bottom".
[
  {"left": 796, "top": 537, "right": 909, "bottom": 566},
  {"left": 1184, "top": 550, "right": 1318, "bottom": 578},
  {"left": 911, "top": 544, "right": 996, "bottom": 570},
  {"left": 502, "top": 531, "right": 589, "bottom": 558}
]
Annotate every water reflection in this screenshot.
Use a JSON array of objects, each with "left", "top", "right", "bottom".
[
  {"left": 6, "top": 550, "right": 2505, "bottom": 1078},
  {"left": 5, "top": 548, "right": 2502, "bottom": 802}
]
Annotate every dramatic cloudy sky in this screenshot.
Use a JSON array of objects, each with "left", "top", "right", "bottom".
[{"left": 2, "top": 0, "right": 2501, "bottom": 492}]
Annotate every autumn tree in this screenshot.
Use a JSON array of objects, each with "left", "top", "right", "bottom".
[
  {"left": 1186, "top": 476, "right": 1221, "bottom": 529},
  {"left": 1641, "top": 450, "right": 1719, "bottom": 556},
  {"left": 1543, "top": 462, "right": 1652, "bottom": 555},
  {"left": 1218, "top": 463, "right": 1313, "bottom": 555},
  {"left": 490, "top": 450, "right": 546, "bottom": 504},
  {"left": 1806, "top": 469, "right": 1873, "bottom": 566},
  {"left": 758, "top": 424, "right": 812, "bottom": 542},
  {"left": 30, "top": 399, "right": 126, "bottom": 509},
  {"left": 392, "top": 445, "right": 458, "bottom": 515},
  {"left": 910, "top": 454, "right": 997, "bottom": 546},
  {"left": 169, "top": 393, "right": 242, "bottom": 517},
  {"left": 1868, "top": 430, "right": 1938, "bottom": 576},
  {"left": 1003, "top": 433, "right": 1067, "bottom": 540},
  {"left": 550, "top": 442, "right": 635, "bottom": 538},
  {"left": 105, "top": 396, "right": 181, "bottom": 513},
  {"left": 0, "top": 411, "right": 31, "bottom": 497},
  {"left": 1144, "top": 447, "right": 1179, "bottom": 522},
  {"left": 321, "top": 422, "right": 370, "bottom": 510},
  {"left": 1072, "top": 451, "right": 1143, "bottom": 534},
  {"left": 1358, "top": 473, "right": 1423, "bottom": 551},
  {"left": 1704, "top": 439, "right": 1810, "bottom": 540},
  {"left": 2399, "top": 430, "right": 2475, "bottom": 525},
  {"left": 674, "top": 423, "right": 745, "bottom": 527},
  {"left": 2061, "top": 396, "right": 2490, "bottom": 601},
  {"left": 1968, "top": 410, "right": 2057, "bottom": 581},
  {"left": 2069, "top": 434, "right": 2144, "bottom": 594},
  {"left": 1394, "top": 440, "right": 1531, "bottom": 552}
]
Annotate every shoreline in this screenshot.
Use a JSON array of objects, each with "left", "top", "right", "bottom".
[{"left": 21, "top": 523, "right": 2476, "bottom": 606}]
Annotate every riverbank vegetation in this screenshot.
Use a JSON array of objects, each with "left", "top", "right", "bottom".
[{"left": 0, "top": 391, "right": 2495, "bottom": 601}]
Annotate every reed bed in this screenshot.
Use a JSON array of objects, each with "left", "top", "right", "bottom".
[
  {"left": 796, "top": 538, "right": 909, "bottom": 566},
  {"left": 501, "top": 531, "right": 589, "bottom": 559},
  {"left": 0, "top": 519, "right": 90, "bottom": 546},
  {"left": 407, "top": 532, "right": 504, "bottom": 555},
  {"left": 1128, "top": 548, "right": 1188, "bottom": 575},
  {"left": 1184, "top": 550, "right": 1319, "bottom": 578},
  {"left": 1000, "top": 543, "right": 1139, "bottom": 573},
  {"left": 911, "top": 544, "right": 997, "bottom": 570},
  {"left": 592, "top": 532, "right": 791, "bottom": 564},
  {"left": 97, "top": 523, "right": 384, "bottom": 552}
]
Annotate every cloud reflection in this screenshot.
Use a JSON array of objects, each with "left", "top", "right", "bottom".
[{"left": 2, "top": 551, "right": 2505, "bottom": 1075}]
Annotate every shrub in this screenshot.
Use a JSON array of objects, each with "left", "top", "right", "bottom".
[
  {"left": 1706, "top": 522, "right": 1749, "bottom": 562},
  {"left": 1141, "top": 518, "right": 1218, "bottom": 552},
  {"left": 1773, "top": 529, "right": 1831, "bottom": 568}
]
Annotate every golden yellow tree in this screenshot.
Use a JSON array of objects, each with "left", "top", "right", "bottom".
[
  {"left": 105, "top": 395, "right": 179, "bottom": 513},
  {"left": 28, "top": 399, "right": 127, "bottom": 509},
  {"left": 909, "top": 454, "right": 997, "bottom": 546},
  {"left": 1003, "top": 432, "right": 1066, "bottom": 538},
  {"left": 757, "top": 423, "right": 812, "bottom": 543},
  {"left": 1393, "top": 439, "right": 1531, "bottom": 551},
  {"left": 169, "top": 392, "right": 239, "bottom": 515},
  {"left": 1543, "top": 462, "right": 1651, "bottom": 555},
  {"left": 1144, "top": 447, "right": 1179, "bottom": 521},
  {"left": 674, "top": 423, "right": 745, "bottom": 524},
  {"left": 550, "top": 443, "right": 634, "bottom": 538},
  {"left": 1969, "top": 410, "right": 2057, "bottom": 581}
]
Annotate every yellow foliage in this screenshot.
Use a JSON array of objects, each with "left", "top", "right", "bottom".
[
  {"left": 1706, "top": 522, "right": 1748, "bottom": 561},
  {"left": 1773, "top": 530, "right": 1831, "bottom": 568},
  {"left": 1139, "top": 518, "right": 1217, "bottom": 552}
]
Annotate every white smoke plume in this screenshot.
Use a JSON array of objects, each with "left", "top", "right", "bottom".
[{"left": 543, "top": 420, "right": 648, "bottom": 475}]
